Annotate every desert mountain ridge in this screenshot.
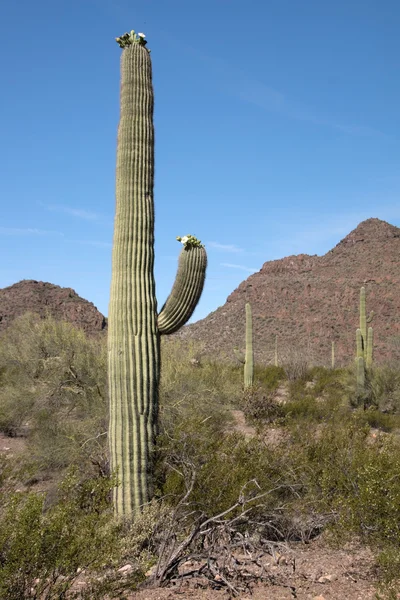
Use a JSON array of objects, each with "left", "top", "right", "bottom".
[
  {"left": 0, "top": 218, "right": 399, "bottom": 365},
  {"left": 180, "top": 217, "right": 400, "bottom": 365},
  {"left": 0, "top": 280, "right": 106, "bottom": 335}
]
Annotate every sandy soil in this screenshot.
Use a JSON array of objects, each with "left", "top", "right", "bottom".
[{"left": 125, "top": 536, "right": 379, "bottom": 600}]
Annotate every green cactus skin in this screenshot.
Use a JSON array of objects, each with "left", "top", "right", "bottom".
[
  {"left": 244, "top": 303, "right": 254, "bottom": 389},
  {"left": 357, "top": 287, "right": 374, "bottom": 368},
  {"left": 356, "top": 328, "right": 363, "bottom": 359},
  {"left": 356, "top": 356, "right": 365, "bottom": 392},
  {"left": 366, "top": 327, "right": 373, "bottom": 369},
  {"left": 158, "top": 238, "right": 207, "bottom": 334},
  {"left": 331, "top": 340, "right": 335, "bottom": 369},
  {"left": 108, "top": 37, "right": 207, "bottom": 516},
  {"left": 359, "top": 287, "right": 367, "bottom": 351}
]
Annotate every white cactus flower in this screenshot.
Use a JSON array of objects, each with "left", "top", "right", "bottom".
[
  {"left": 180, "top": 235, "right": 189, "bottom": 244},
  {"left": 138, "top": 32, "right": 146, "bottom": 38}
]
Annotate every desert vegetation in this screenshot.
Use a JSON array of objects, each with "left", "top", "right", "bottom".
[{"left": 0, "top": 313, "right": 400, "bottom": 597}]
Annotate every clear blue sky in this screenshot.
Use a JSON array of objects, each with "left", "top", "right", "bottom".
[{"left": 1, "top": 0, "right": 399, "bottom": 321}]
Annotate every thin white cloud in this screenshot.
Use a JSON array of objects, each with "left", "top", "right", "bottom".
[
  {"left": 188, "top": 47, "right": 388, "bottom": 139},
  {"left": 208, "top": 241, "right": 244, "bottom": 253},
  {"left": 40, "top": 202, "right": 102, "bottom": 221},
  {"left": 290, "top": 109, "right": 389, "bottom": 139},
  {"left": 221, "top": 263, "right": 258, "bottom": 273},
  {"left": 0, "top": 227, "right": 64, "bottom": 236}
]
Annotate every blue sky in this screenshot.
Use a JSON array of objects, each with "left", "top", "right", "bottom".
[{"left": 1, "top": 0, "right": 399, "bottom": 321}]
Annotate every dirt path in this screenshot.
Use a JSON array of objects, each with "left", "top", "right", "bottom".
[{"left": 124, "top": 537, "right": 379, "bottom": 600}]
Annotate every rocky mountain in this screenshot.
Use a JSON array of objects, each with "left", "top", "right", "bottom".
[
  {"left": 179, "top": 218, "right": 400, "bottom": 366},
  {"left": 1, "top": 219, "right": 399, "bottom": 366},
  {"left": 0, "top": 280, "right": 106, "bottom": 335}
]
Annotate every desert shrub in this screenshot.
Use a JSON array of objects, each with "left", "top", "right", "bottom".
[
  {"left": 117, "top": 499, "right": 173, "bottom": 569},
  {"left": 280, "top": 344, "right": 313, "bottom": 381},
  {"left": 161, "top": 431, "right": 291, "bottom": 517},
  {"left": 241, "top": 385, "right": 285, "bottom": 424},
  {"left": 0, "top": 384, "right": 37, "bottom": 437},
  {"left": 0, "top": 470, "right": 119, "bottom": 599},
  {"left": 368, "top": 366, "right": 400, "bottom": 413},
  {"left": 0, "top": 314, "right": 108, "bottom": 478},
  {"left": 308, "top": 366, "right": 348, "bottom": 396},
  {"left": 159, "top": 338, "right": 240, "bottom": 463},
  {"left": 159, "top": 350, "right": 299, "bottom": 530},
  {"left": 254, "top": 364, "right": 286, "bottom": 390},
  {"left": 282, "top": 372, "right": 348, "bottom": 424},
  {"left": 358, "top": 407, "right": 400, "bottom": 432},
  {"left": 283, "top": 394, "right": 326, "bottom": 422},
  {"left": 285, "top": 415, "right": 400, "bottom": 588},
  {"left": 160, "top": 338, "right": 243, "bottom": 409}
]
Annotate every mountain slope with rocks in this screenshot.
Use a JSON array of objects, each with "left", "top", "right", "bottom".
[
  {"left": 0, "top": 280, "right": 107, "bottom": 335},
  {"left": 180, "top": 218, "right": 400, "bottom": 366},
  {"left": 1, "top": 219, "right": 399, "bottom": 366}
]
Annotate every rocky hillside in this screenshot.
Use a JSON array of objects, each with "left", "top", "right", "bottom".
[
  {"left": 180, "top": 218, "right": 400, "bottom": 366},
  {"left": 0, "top": 280, "right": 106, "bottom": 335},
  {"left": 1, "top": 219, "right": 399, "bottom": 366}
]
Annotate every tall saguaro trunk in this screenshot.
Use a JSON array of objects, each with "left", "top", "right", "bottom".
[
  {"left": 244, "top": 303, "right": 254, "bottom": 389},
  {"left": 108, "top": 32, "right": 207, "bottom": 517},
  {"left": 108, "top": 42, "right": 159, "bottom": 514}
]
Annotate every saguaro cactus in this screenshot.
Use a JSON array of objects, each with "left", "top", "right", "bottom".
[
  {"left": 366, "top": 327, "right": 373, "bottom": 369},
  {"left": 108, "top": 31, "right": 207, "bottom": 516},
  {"left": 355, "top": 287, "right": 374, "bottom": 393},
  {"left": 358, "top": 287, "right": 374, "bottom": 361},
  {"left": 356, "top": 356, "right": 365, "bottom": 392},
  {"left": 233, "top": 303, "right": 254, "bottom": 388}
]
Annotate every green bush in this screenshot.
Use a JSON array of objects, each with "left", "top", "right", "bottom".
[
  {"left": 0, "top": 314, "right": 108, "bottom": 478},
  {"left": 0, "top": 470, "right": 119, "bottom": 599},
  {"left": 285, "top": 415, "right": 400, "bottom": 587},
  {"left": 161, "top": 430, "right": 291, "bottom": 518},
  {"left": 369, "top": 366, "right": 400, "bottom": 413},
  {"left": 254, "top": 365, "right": 286, "bottom": 390},
  {"left": 160, "top": 338, "right": 243, "bottom": 409},
  {"left": 241, "top": 385, "right": 285, "bottom": 424}
]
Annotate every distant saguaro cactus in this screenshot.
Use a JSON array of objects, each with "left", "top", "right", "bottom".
[
  {"left": 108, "top": 31, "right": 207, "bottom": 516},
  {"left": 356, "top": 356, "right": 365, "bottom": 392},
  {"left": 234, "top": 303, "right": 254, "bottom": 388},
  {"left": 355, "top": 286, "right": 374, "bottom": 392}
]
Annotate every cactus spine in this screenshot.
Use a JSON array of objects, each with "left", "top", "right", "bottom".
[{"left": 108, "top": 32, "right": 207, "bottom": 516}]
